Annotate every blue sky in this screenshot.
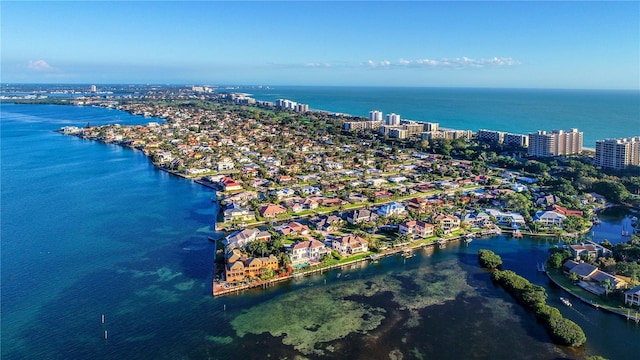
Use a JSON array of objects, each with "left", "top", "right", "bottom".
[{"left": 2, "top": 1, "right": 638, "bottom": 89}]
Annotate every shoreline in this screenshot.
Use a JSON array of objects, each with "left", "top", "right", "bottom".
[
  {"left": 212, "top": 233, "right": 484, "bottom": 298},
  {"left": 545, "top": 270, "right": 640, "bottom": 323}
]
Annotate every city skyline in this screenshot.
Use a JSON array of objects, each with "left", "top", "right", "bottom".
[{"left": 1, "top": 1, "right": 639, "bottom": 90}]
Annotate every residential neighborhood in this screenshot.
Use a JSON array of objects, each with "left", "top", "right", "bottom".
[{"left": 56, "top": 93, "right": 640, "bottom": 305}]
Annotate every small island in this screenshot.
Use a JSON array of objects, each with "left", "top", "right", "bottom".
[{"left": 478, "top": 249, "right": 587, "bottom": 347}]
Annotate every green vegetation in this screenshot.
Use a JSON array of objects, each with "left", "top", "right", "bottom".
[
  {"left": 491, "top": 270, "right": 586, "bottom": 347},
  {"left": 477, "top": 249, "right": 503, "bottom": 269},
  {"left": 545, "top": 248, "right": 572, "bottom": 269},
  {"left": 546, "top": 269, "right": 627, "bottom": 312},
  {"left": 478, "top": 250, "right": 586, "bottom": 347}
]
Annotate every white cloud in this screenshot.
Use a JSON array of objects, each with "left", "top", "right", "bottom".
[
  {"left": 27, "top": 60, "right": 55, "bottom": 71},
  {"left": 303, "top": 62, "right": 332, "bottom": 68},
  {"left": 365, "top": 57, "right": 520, "bottom": 69}
]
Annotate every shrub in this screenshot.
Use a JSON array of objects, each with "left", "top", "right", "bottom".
[
  {"left": 478, "top": 249, "right": 503, "bottom": 269},
  {"left": 549, "top": 317, "right": 587, "bottom": 347},
  {"left": 491, "top": 269, "right": 586, "bottom": 347}
]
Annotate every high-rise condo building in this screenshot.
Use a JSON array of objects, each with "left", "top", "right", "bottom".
[
  {"left": 477, "top": 129, "right": 505, "bottom": 144},
  {"left": 423, "top": 122, "right": 439, "bottom": 132},
  {"left": 595, "top": 137, "right": 640, "bottom": 170},
  {"left": 504, "top": 133, "right": 529, "bottom": 148},
  {"left": 369, "top": 110, "right": 383, "bottom": 122},
  {"left": 528, "top": 129, "right": 583, "bottom": 157},
  {"left": 385, "top": 113, "right": 401, "bottom": 126}
]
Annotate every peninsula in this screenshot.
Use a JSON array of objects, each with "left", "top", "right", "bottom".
[{"left": 37, "top": 85, "right": 639, "bottom": 300}]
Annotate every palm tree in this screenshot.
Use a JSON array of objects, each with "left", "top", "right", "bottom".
[{"left": 602, "top": 278, "right": 613, "bottom": 297}]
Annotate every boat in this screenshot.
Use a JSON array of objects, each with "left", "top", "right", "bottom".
[
  {"left": 537, "top": 262, "right": 546, "bottom": 272},
  {"left": 437, "top": 239, "right": 446, "bottom": 248},
  {"left": 336, "top": 272, "right": 341, "bottom": 279},
  {"left": 560, "top": 297, "right": 572, "bottom": 307},
  {"left": 402, "top": 249, "right": 413, "bottom": 258}
]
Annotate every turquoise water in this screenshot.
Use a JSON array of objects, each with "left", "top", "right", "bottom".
[
  {"left": 2, "top": 103, "right": 639, "bottom": 359},
  {"left": 244, "top": 87, "right": 640, "bottom": 147}
]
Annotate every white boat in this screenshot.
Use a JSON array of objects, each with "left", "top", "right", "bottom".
[{"left": 560, "top": 297, "right": 572, "bottom": 307}]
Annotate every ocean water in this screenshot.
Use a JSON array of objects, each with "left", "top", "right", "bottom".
[
  {"left": 242, "top": 86, "right": 640, "bottom": 148},
  {"left": 1, "top": 103, "right": 639, "bottom": 359}
]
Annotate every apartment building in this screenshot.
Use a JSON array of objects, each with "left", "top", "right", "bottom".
[
  {"left": 528, "top": 128, "right": 583, "bottom": 157},
  {"left": 595, "top": 137, "right": 640, "bottom": 170}
]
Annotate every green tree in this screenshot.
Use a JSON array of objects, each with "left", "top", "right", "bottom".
[
  {"left": 546, "top": 250, "right": 572, "bottom": 269},
  {"left": 592, "top": 180, "right": 630, "bottom": 203},
  {"left": 478, "top": 249, "right": 503, "bottom": 269},
  {"left": 246, "top": 240, "right": 269, "bottom": 258},
  {"left": 524, "top": 160, "right": 550, "bottom": 175}
]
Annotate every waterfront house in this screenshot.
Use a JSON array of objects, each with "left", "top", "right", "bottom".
[
  {"left": 563, "top": 260, "right": 627, "bottom": 295},
  {"left": 220, "top": 176, "right": 242, "bottom": 191},
  {"left": 534, "top": 210, "right": 566, "bottom": 227},
  {"left": 625, "top": 285, "right": 640, "bottom": 306},
  {"left": 485, "top": 209, "right": 526, "bottom": 227},
  {"left": 259, "top": 204, "right": 287, "bottom": 218},
  {"left": 377, "top": 202, "right": 406, "bottom": 217},
  {"left": 225, "top": 260, "right": 246, "bottom": 283},
  {"left": 225, "top": 249, "right": 279, "bottom": 283},
  {"left": 289, "top": 239, "right": 329, "bottom": 266},
  {"left": 462, "top": 211, "right": 492, "bottom": 227},
  {"left": 433, "top": 214, "right": 461, "bottom": 232},
  {"left": 398, "top": 220, "right": 434, "bottom": 239},
  {"left": 223, "top": 204, "right": 256, "bottom": 223},
  {"left": 331, "top": 234, "right": 368, "bottom": 256},
  {"left": 568, "top": 241, "right": 612, "bottom": 261}
]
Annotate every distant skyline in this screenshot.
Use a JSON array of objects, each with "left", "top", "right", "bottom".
[{"left": 1, "top": 1, "right": 639, "bottom": 90}]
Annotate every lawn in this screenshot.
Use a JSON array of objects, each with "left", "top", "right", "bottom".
[{"left": 547, "top": 269, "right": 628, "bottom": 311}]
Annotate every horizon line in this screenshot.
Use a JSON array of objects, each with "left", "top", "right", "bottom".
[{"left": 2, "top": 83, "right": 639, "bottom": 92}]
